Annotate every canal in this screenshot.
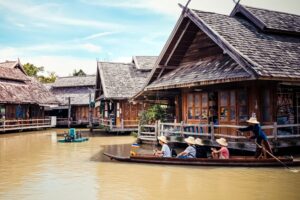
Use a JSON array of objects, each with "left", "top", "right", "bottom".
[{"left": 0, "top": 130, "right": 299, "bottom": 200}]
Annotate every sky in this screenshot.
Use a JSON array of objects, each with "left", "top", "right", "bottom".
[{"left": 0, "top": 0, "right": 299, "bottom": 76}]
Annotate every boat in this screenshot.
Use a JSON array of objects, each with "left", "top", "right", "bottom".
[
  {"left": 103, "top": 153, "right": 300, "bottom": 167},
  {"left": 58, "top": 137, "right": 89, "bottom": 143}
]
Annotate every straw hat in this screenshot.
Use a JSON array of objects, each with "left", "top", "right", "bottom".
[
  {"left": 195, "top": 138, "right": 204, "bottom": 146},
  {"left": 158, "top": 136, "right": 168, "bottom": 144},
  {"left": 184, "top": 136, "right": 196, "bottom": 145},
  {"left": 247, "top": 113, "right": 260, "bottom": 124},
  {"left": 216, "top": 138, "right": 228, "bottom": 147}
]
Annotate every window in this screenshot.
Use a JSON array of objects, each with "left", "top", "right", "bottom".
[
  {"left": 187, "top": 94, "right": 193, "bottom": 119},
  {"left": 186, "top": 92, "right": 208, "bottom": 120},
  {"left": 220, "top": 91, "right": 229, "bottom": 121},
  {"left": 262, "top": 89, "right": 272, "bottom": 122},
  {"left": 230, "top": 91, "right": 236, "bottom": 121},
  {"left": 238, "top": 90, "right": 248, "bottom": 122},
  {"left": 202, "top": 94, "right": 208, "bottom": 120},
  {"left": 0, "top": 105, "right": 5, "bottom": 119},
  {"left": 194, "top": 95, "right": 200, "bottom": 119}
]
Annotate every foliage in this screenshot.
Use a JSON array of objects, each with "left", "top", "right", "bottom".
[
  {"left": 23, "top": 63, "right": 57, "bottom": 83},
  {"left": 23, "top": 63, "right": 44, "bottom": 77},
  {"left": 73, "top": 69, "right": 86, "bottom": 76},
  {"left": 139, "top": 104, "right": 167, "bottom": 125},
  {"left": 130, "top": 131, "right": 138, "bottom": 138}
]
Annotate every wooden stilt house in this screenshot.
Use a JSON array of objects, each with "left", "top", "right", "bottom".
[
  {"left": 0, "top": 60, "right": 58, "bottom": 132},
  {"left": 135, "top": 4, "right": 300, "bottom": 150},
  {"left": 95, "top": 56, "right": 157, "bottom": 132},
  {"left": 47, "top": 75, "right": 99, "bottom": 127}
]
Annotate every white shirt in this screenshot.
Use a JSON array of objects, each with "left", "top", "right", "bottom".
[
  {"left": 184, "top": 145, "right": 196, "bottom": 158},
  {"left": 161, "top": 144, "right": 171, "bottom": 157}
]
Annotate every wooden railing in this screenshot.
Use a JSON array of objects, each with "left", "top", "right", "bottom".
[
  {"left": 138, "top": 121, "right": 300, "bottom": 142},
  {"left": 99, "top": 118, "right": 139, "bottom": 130},
  {"left": 0, "top": 118, "right": 54, "bottom": 132}
]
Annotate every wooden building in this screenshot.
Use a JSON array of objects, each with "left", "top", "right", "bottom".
[
  {"left": 135, "top": 4, "right": 300, "bottom": 149},
  {"left": 0, "top": 60, "right": 58, "bottom": 132},
  {"left": 46, "top": 75, "right": 99, "bottom": 127},
  {"left": 95, "top": 56, "right": 157, "bottom": 132}
]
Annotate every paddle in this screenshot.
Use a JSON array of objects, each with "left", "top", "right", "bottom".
[{"left": 254, "top": 141, "right": 299, "bottom": 173}]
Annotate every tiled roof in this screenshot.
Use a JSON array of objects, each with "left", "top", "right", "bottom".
[
  {"left": 52, "top": 75, "right": 96, "bottom": 88},
  {"left": 244, "top": 6, "right": 300, "bottom": 33},
  {"left": 146, "top": 54, "right": 251, "bottom": 90},
  {"left": 0, "top": 67, "right": 29, "bottom": 81},
  {"left": 98, "top": 62, "right": 151, "bottom": 99},
  {"left": 51, "top": 87, "right": 94, "bottom": 105},
  {"left": 192, "top": 9, "right": 300, "bottom": 80},
  {"left": 0, "top": 61, "right": 18, "bottom": 68},
  {"left": 133, "top": 56, "right": 157, "bottom": 71}
]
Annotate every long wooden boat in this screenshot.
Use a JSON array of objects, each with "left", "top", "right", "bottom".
[{"left": 103, "top": 153, "right": 300, "bottom": 167}]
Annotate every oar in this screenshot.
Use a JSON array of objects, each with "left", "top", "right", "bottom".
[{"left": 254, "top": 141, "right": 299, "bottom": 173}]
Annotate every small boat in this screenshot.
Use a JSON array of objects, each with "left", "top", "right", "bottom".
[
  {"left": 103, "top": 153, "right": 300, "bottom": 167},
  {"left": 58, "top": 137, "right": 89, "bottom": 143}
]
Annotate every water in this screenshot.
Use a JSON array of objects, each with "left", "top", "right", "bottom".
[{"left": 0, "top": 130, "right": 299, "bottom": 200}]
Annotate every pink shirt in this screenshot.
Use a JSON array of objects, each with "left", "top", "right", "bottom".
[{"left": 219, "top": 147, "right": 229, "bottom": 159}]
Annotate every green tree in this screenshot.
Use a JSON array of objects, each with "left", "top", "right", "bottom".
[
  {"left": 73, "top": 69, "right": 86, "bottom": 76},
  {"left": 23, "top": 63, "right": 44, "bottom": 77},
  {"left": 38, "top": 72, "right": 57, "bottom": 83},
  {"left": 139, "top": 104, "right": 167, "bottom": 125}
]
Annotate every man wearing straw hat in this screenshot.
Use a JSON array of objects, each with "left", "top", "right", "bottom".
[
  {"left": 238, "top": 114, "right": 272, "bottom": 158},
  {"left": 177, "top": 136, "right": 196, "bottom": 159},
  {"left": 154, "top": 136, "right": 171, "bottom": 158}
]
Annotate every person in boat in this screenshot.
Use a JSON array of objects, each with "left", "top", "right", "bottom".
[
  {"left": 211, "top": 138, "right": 230, "bottom": 159},
  {"left": 195, "top": 138, "right": 208, "bottom": 158},
  {"left": 177, "top": 136, "right": 196, "bottom": 159},
  {"left": 238, "top": 114, "right": 272, "bottom": 158},
  {"left": 154, "top": 136, "right": 171, "bottom": 158}
]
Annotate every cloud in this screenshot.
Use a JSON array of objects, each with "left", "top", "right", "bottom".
[
  {"left": 0, "top": 0, "right": 122, "bottom": 30},
  {"left": 82, "top": 31, "right": 119, "bottom": 41}
]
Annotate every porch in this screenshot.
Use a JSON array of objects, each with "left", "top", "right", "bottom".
[{"left": 99, "top": 117, "right": 139, "bottom": 132}]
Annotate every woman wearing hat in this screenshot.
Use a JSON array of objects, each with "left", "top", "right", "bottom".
[
  {"left": 154, "top": 136, "right": 171, "bottom": 157},
  {"left": 195, "top": 138, "right": 208, "bottom": 158},
  {"left": 238, "top": 114, "right": 272, "bottom": 158},
  {"left": 211, "top": 138, "right": 230, "bottom": 159},
  {"left": 177, "top": 136, "right": 196, "bottom": 159}
]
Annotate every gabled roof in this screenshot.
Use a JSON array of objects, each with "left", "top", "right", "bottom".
[
  {"left": 52, "top": 75, "right": 96, "bottom": 88},
  {"left": 132, "top": 56, "right": 158, "bottom": 71},
  {"left": 146, "top": 54, "right": 251, "bottom": 90},
  {"left": 97, "top": 60, "right": 153, "bottom": 100},
  {"left": 141, "top": 4, "right": 300, "bottom": 94},
  {"left": 52, "top": 87, "right": 94, "bottom": 105},
  {"left": 0, "top": 60, "right": 58, "bottom": 104},
  {"left": 231, "top": 4, "right": 300, "bottom": 35}
]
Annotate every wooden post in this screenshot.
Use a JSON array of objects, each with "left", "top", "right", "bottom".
[
  {"left": 68, "top": 97, "right": 71, "bottom": 128},
  {"left": 157, "top": 120, "right": 161, "bottom": 137},
  {"left": 121, "top": 118, "right": 124, "bottom": 130},
  {"left": 88, "top": 93, "right": 92, "bottom": 128},
  {"left": 180, "top": 121, "right": 184, "bottom": 136},
  {"left": 137, "top": 122, "right": 141, "bottom": 138},
  {"left": 210, "top": 122, "right": 215, "bottom": 142},
  {"left": 273, "top": 122, "right": 278, "bottom": 141},
  {"left": 110, "top": 118, "right": 113, "bottom": 130}
]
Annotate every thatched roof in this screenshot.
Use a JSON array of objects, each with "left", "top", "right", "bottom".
[
  {"left": 142, "top": 4, "right": 300, "bottom": 93},
  {"left": 49, "top": 75, "right": 96, "bottom": 106},
  {"left": 52, "top": 75, "right": 96, "bottom": 88},
  {"left": 0, "top": 61, "right": 58, "bottom": 104}
]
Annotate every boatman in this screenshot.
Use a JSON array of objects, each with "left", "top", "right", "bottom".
[{"left": 238, "top": 113, "right": 272, "bottom": 158}]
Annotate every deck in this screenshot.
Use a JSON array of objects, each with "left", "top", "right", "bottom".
[{"left": 99, "top": 118, "right": 138, "bottom": 132}]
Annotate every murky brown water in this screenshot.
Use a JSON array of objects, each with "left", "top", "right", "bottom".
[{"left": 0, "top": 130, "right": 299, "bottom": 200}]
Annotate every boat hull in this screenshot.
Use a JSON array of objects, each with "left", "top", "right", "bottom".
[
  {"left": 58, "top": 138, "right": 89, "bottom": 143},
  {"left": 103, "top": 153, "right": 300, "bottom": 167}
]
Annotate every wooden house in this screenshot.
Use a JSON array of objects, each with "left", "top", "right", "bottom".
[
  {"left": 95, "top": 56, "right": 157, "bottom": 132},
  {"left": 0, "top": 60, "right": 58, "bottom": 132},
  {"left": 47, "top": 75, "right": 99, "bottom": 127},
  {"left": 135, "top": 4, "right": 300, "bottom": 149}
]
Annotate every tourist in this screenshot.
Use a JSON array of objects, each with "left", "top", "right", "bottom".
[
  {"left": 195, "top": 138, "right": 208, "bottom": 158},
  {"left": 177, "top": 136, "right": 196, "bottom": 159},
  {"left": 154, "top": 136, "right": 171, "bottom": 157},
  {"left": 211, "top": 138, "right": 229, "bottom": 159},
  {"left": 238, "top": 114, "right": 272, "bottom": 158}
]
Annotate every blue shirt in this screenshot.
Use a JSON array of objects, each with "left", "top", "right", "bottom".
[{"left": 239, "top": 124, "right": 268, "bottom": 144}]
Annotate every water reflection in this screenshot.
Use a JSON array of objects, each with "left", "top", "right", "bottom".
[{"left": 0, "top": 131, "right": 299, "bottom": 200}]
